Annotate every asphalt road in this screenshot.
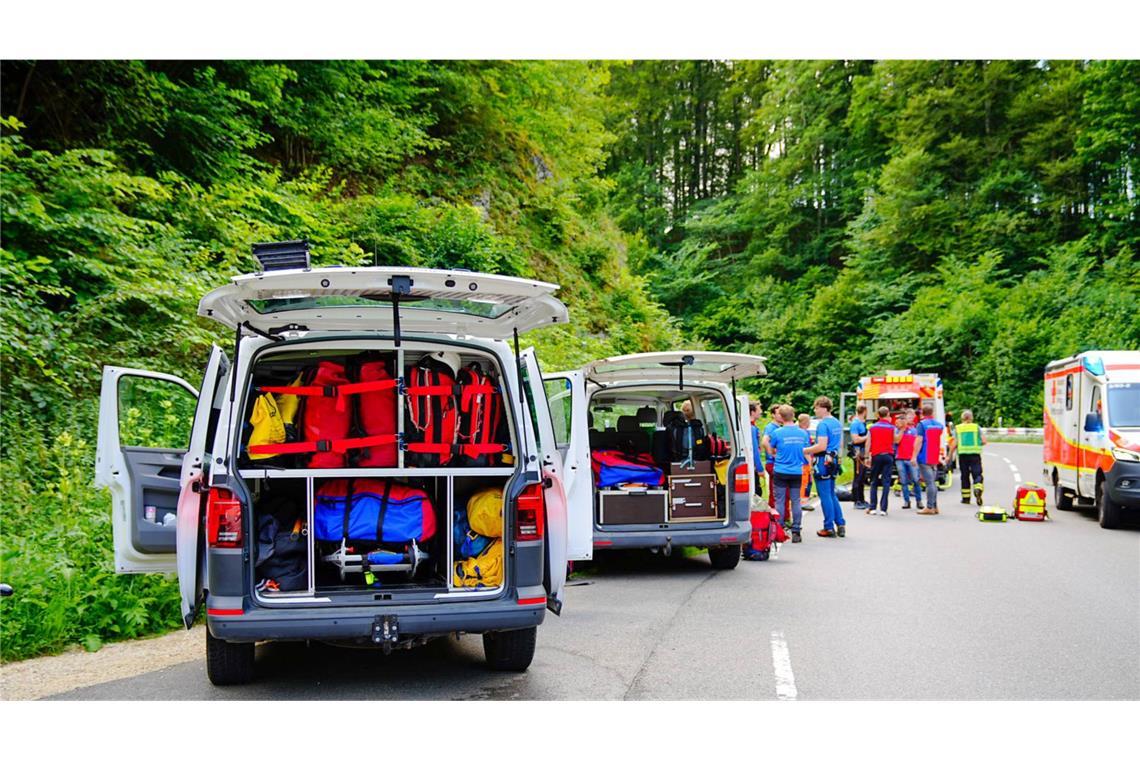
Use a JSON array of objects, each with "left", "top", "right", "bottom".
[{"left": 47, "top": 443, "right": 1140, "bottom": 700}]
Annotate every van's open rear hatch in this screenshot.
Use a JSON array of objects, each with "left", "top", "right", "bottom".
[
  {"left": 583, "top": 351, "right": 767, "bottom": 385},
  {"left": 199, "top": 267, "right": 568, "bottom": 339}
]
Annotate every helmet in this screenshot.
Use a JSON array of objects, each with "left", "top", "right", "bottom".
[{"left": 430, "top": 350, "right": 461, "bottom": 376}]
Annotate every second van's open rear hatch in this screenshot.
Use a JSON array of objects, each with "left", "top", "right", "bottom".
[
  {"left": 198, "top": 267, "right": 568, "bottom": 339},
  {"left": 583, "top": 351, "right": 768, "bottom": 385}
]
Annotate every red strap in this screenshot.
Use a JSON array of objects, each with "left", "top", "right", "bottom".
[
  {"left": 338, "top": 379, "right": 400, "bottom": 396},
  {"left": 405, "top": 442, "right": 453, "bottom": 455},
  {"left": 332, "top": 434, "right": 400, "bottom": 453},
  {"left": 258, "top": 385, "right": 332, "bottom": 397},
  {"left": 249, "top": 440, "right": 325, "bottom": 455},
  {"left": 459, "top": 443, "right": 507, "bottom": 456}
]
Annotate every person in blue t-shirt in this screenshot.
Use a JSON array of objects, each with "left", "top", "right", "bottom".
[
  {"left": 803, "top": 395, "right": 846, "bottom": 538},
  {"left": 768, "top": 404, "right": 810, "bottom": 542},
  {"left": 849, "top": 404, "right": 870, "bottom": 509},
  {"left": 760, "top": 403, "right": 788, "bottom": 514}
]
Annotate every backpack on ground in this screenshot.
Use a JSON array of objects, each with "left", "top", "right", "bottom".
[{"left": 743, "top": 508, "right": 786, "bottom": 561}]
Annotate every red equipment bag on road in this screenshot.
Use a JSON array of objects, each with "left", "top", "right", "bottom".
[
  {"left": 744, "top": 509, "right": 786, "bottom": 560},
  {"left": 1013, "top": 483, "right": 1049, "bottom": 522},
  {"left": 405, "top": 355, "right": 460, "bottom": 467}
]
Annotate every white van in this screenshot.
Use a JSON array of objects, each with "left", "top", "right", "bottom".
[
  {"left": 95, "top": 245, "right": 578, "bottom": 684},
  {"left": 543, "top": 352, "right": 766, "bottom": 569},
  {"left": 1044, "top": 350, "right": 1140, "bottom": 528}
]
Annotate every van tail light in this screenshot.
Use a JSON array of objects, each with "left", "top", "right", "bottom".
[
  {"left": 206, "top": 487, "right": 243, "bottom": 549},
  {"left": 733, "top": 463, "right": 752, "bottom": 493},
  {"left": 514, "top": 483, "right": 545, "bottom": 542}
]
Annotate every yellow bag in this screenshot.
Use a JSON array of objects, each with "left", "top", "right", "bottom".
[
  {"left": 714, "top": 459, "right": 730, "bottom": 485},
  {"left": 248, "top": 394, "right": 286, "bottom": 460},
  {"left": 276, "top": 377, "right": 302, "bottom": 427},
  {"left": 467, "top": 487, "right": 503, "bottom": 538},
  {"left": 453, "top": 539, "right": 503, "bottom": 588}
]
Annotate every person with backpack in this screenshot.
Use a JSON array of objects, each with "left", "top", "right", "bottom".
[
  {"left": 913, "top": 403, "right": 947, "bottom": 515},
  {"left": 803, "top": 395, "right": 846, "bottom": 538},
  {"left": 865, "top": 406, "right": 900, "bottom": 515},
  {"left": 768, "top": 404, "right": 809, "bottom": 543},
  {"left": 894, "top": 409, "right": 923, "bottom": 509},
  {"left": 956, "top": 409, "right": 985, "bottom": 505},
  {"left": 849, "top": 403, "right": 870, "bottom": 509}
]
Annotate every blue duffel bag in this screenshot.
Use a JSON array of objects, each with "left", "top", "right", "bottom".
[{"left": 314, "top": 479, "right": 437, "bottom": 543}]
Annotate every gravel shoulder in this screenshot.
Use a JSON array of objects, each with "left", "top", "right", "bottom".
[{"left": 1, "top": 627, "right": 202, "bottom": 701}]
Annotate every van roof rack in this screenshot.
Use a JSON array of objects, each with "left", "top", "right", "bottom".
[{"left": 252, "top": 240, "right": 310, "bottom": 272}]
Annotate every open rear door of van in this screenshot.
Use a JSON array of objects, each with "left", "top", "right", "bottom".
[
  {"left": 198, "top": 267, "right": 568, "bottom": 339},
  {"left": 542, "top": 370, "right": 592, "bottom": 561},
  {"left": 583, "top": 351, "right": 767, "bottom": 385},
  {"left": 178, "top": 346, "right": 229, "bottom": 628},
  {"left": 520, "top": 348, "right": 567, "bottom": 613},
  {"left": 95, "top": 367, "right": 200, "bottom": 574}
]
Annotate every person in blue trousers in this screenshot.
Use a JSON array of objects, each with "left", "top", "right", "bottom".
[
  {"left": 768, "top": 405, "right": 810, "bottom": 543},
  {"left": 803, "top": 395, "right": 846, "bottom": 538}
]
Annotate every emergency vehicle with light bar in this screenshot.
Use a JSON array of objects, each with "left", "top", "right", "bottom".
[{"left": 1043, "top": 350, "right": 1140, "bottom": 529}]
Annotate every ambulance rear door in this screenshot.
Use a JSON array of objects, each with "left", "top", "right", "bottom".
[{"left": 542, "top": 370, "right": 592, "bottom": 561}]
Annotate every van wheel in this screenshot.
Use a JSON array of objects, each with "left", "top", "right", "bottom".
[
  {"left": 708, "top": 545, "right": 741, "bottom": 570},
  {"left": 1098, "top": 479, "right": 1122, "bottom": 529},
  {"left": 206, "top": 628, "right": 255, "bottom": 686},
  {"left": 1054, "top": 479, "right": 1075, "bottom": 511},
  {"left": 484, "top": 627, "right": 536, "bottom": 672}
]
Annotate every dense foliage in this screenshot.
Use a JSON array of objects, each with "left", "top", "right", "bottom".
[
  {"left": 606, "top": 60, "right": 1139, "bottom": 421},
  {"left": 1, "top": 59, "right": 1136, "bottom": 660}
]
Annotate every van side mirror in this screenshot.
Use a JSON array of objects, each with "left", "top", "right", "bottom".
[{"left": 1084, "top": 412, "right": 1104, "bottom": 433}]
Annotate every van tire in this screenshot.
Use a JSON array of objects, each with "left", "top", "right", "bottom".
[
  {"left": 708, "top": 545, "right": 741, "bottom": 570},
  {"left": 206, "top": 628, "right": 255, "bottom": 686},
  {"left": 1054, "top": 480, "right": 1075, "bottom": 511},
  {"left": 1098, "top": 479, "right": 1122, "bottom": 529},
  {"left": 483, "top": 627, "right": 536, "bottom": 672}
]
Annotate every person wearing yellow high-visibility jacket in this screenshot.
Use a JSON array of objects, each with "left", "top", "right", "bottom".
[{"left": 957, "top": 409, "right": 985, "bottom": 506}]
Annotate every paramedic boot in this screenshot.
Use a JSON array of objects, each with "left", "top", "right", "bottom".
[
  {"left": 961, "top": 489, "right": 971, "bottom": 505},
  {"left": 974, "top": 483, "right": 984, "bottom": 507},
  {"left": 791, "top": 531, "right": 802, "bottom": 544}
]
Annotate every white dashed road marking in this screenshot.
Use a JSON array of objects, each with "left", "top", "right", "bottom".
[{"left": 771, "top": 630, "right": 798, "bottom": 700}]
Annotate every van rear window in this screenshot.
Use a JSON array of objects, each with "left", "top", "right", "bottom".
[{"left": 247, "top": 295, "right": 513, "bottom": 319}]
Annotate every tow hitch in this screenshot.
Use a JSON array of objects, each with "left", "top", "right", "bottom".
[{"left": 372, "top": 615, "right": 400, "bottom": 653}]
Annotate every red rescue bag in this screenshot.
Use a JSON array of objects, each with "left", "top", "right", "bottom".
[
  {"left": 303, "top": 361, "right": 350, "bottom": 468},
  {"left": 456, "top": 363, "right": 507, "bottom": 466},
  {"left": 405, "top": 355, "right": 459, "bottom": 467},
  {"left": 352, "top": 359, "right": 398, "bottom": 467}
]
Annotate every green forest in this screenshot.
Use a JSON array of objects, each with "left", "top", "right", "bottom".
[{"left": 1, "top": 60, "right": 1138, "bottom": 660}]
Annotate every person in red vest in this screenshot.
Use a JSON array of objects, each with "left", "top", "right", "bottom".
[
  {"left": 894, "top": 410, "right": 923, "bottom": 509},
  {"left": 912, "top": 403, "right": 946, "bottom": 515},
  {"left": 865, "top": 406, "right": 900, "bottom": 515}
]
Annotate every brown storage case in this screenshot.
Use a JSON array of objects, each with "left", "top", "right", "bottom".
[
  {"left": 670, "top": 461, "right": 713, "bottom": 476},
  {"left": 598, "top": 489, "right": 669, "bottom": 525},
  {"left": 668, "top": 473, "right": 718, "bottom": 521}
]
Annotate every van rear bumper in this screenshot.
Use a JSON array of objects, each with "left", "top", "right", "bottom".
[
  {"left": 592, "top": 521, "right": 749, "bottom": 551},
  {"left": 206, "top": 595, "right": 546, "bottom": 643},
  {"left": 1106, "top": 460, "right": 1140, "bottom": 508}
]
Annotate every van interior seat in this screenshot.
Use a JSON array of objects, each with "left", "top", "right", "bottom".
[
  {"left": 636, "top": 406, "right": 656, "bottom": 425},
  {"left": 617, "top": 415, "right": 650, "bottom": 454}
]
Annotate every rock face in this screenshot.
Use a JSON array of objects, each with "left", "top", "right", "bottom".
[
  {"left": 473, "top": 188, "right": 491, "bottom": 221},
  {"left": 532, "top": 153, "right": 553, "bottom": 182}
]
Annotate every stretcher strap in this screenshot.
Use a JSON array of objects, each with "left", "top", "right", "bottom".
[{"left": 405, "top": 442, "right": 507, "bottom": 455}]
